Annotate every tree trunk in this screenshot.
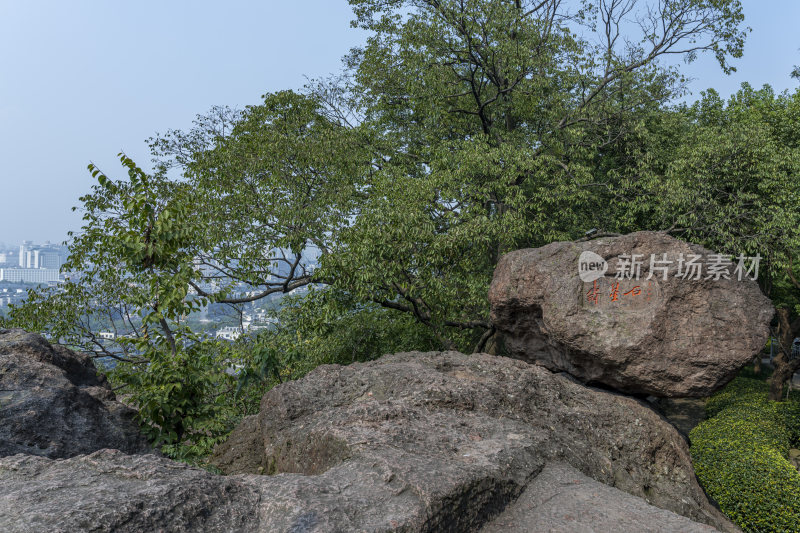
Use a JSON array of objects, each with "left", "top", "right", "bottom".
[
  {"left": 769, "top": 359, "right": 797, "bottom": 400},
  {"left": 753, "top": 354, "right": 761, "bottom": 374}
]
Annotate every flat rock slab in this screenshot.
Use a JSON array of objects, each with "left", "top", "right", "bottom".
[
  {"left": 482, "top": 462, "right": 718, "bottom": 533},
  {"left": 0, "top": 329, "right": 150, "bottom": 458},
  {"left": 489, "top": 232, "right": 773, "bottom": 397}
]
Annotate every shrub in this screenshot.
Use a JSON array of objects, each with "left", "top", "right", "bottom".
[
  {"left": 691, "top": 377, "right": 800, "bottom": 532},
  {"left": 104, "top": 337, "right": 247, "bottom": 466}
]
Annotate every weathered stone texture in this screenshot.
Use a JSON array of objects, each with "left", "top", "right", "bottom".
[
  {"left": 489, "top": 231, "right": 773, "bottom": 397},
  {"left": 0, "top": 328, "right": 151, "bottom": 459}
]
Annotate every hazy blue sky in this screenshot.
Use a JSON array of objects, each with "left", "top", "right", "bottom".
[{"left": 1, "top": 1, "right": 798, "bottom": 246}]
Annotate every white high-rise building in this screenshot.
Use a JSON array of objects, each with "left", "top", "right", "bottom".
[
  {"left": 14, "top": 242, "right": 66, "bottom": 270},
  {"left": 25, "top": 249, "right": 40, "bottom": 269},
  {"left": 19, "top": 241, "right": 32, "bottom": 267}
]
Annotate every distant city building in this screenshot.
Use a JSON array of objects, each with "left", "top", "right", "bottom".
[
  {"left": 14, "top": 241, "right": 66, "bottom": 270},
  {"left": 26, "top": 249, "right": 40, "bottom": 268},
  {"left": 38, "top": 250, "right": 62, "bottom": 269},
  {"left": 0, "top": 268, "right": 61, "bottom": 283},
  {"left": 0, "top": 250, "right": 17, "bottom": 266},
  {"left": 215, "top": 326, "right": 242, "bottom": 341},
  {"left": 19, "top": 241, "right": 31, "bottom": 267}
]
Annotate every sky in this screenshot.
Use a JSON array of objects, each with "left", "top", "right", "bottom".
[{"left": 0, "top": 1, "right": 798, "bottom": 246}]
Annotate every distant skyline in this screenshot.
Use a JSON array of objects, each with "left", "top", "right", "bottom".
[{"left": 1, "top": 1, "right": 798, "bottom": 245}]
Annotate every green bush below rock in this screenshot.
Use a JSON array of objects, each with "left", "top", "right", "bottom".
[{"left": 691, "top": 378, "right": 800, "bottom": 532}]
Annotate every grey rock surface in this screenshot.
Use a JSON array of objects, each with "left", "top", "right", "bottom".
[
  {"left": 211, "top": 351, "right": 736, "bottom": 532},
  {"left": 0, "top": 328, "right": 150, "bottom": 458},
  {"left": 0, "top": 344, "right": 737, "bottom": 532},
  {"left": 489, "top": 231, "right": 774, "bottom": 397},
  {"left": 0, "top": 451, "right": 725, "bottom": 533},
  {"left": 0, "top": 450, "right": 262, "bottom": 533},
  {"left": 481, "top": 462, "right": 718, "bottom": 532}
]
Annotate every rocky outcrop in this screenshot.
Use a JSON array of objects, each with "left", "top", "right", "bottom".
[
  {"left": 210, "top": 350, "right": 737, "bottom": 532},
  {"left": 0, "top": 328, "right": 150, "bottom": 458},
  {"left": 0, "top": 451, "right": 723, "bottom": 533},
  {"left": 489, "top": 231, "right": 773, "bottom": 397},
  {"left": 0, "top": 350, "right": 736, "bottom": 532}
]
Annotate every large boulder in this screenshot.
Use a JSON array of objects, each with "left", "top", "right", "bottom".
[
  {"left": 489, "top": 231, "right": 773, "bottom": 397},
  {"left": 0, "top": 328, "right": 150, "bottom": 458},
  {"left": 209, "top": 351, "right": 736, "bottom": 532}
]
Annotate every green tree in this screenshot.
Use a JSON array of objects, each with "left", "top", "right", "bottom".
[
  {"left": 2, "top": 155, "right": 244, "bottom": 461},
  {"left": 150, "top": 0, "right": 748, "bottom": 352},
  {"left": 325, "top": 0, "right": 747, "bottom": 349},
  {"left": 601, "top": 84, "right": 800, "bottom": 399},
  {"left": 148, "top": 91, "right": 362, "bottom": 306}
]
